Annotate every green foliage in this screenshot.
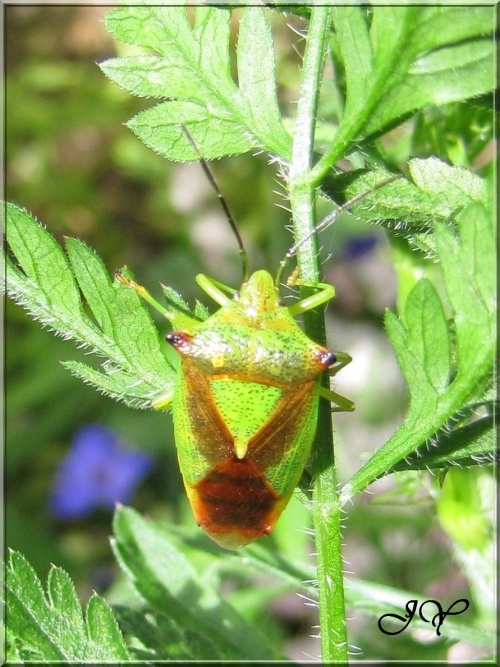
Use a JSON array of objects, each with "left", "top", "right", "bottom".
[
  {"left": 7, "top": 507, "right": 495, "bottom": 662},
  {"left": 4, "top": 203, "right": 175, "bottom": 409},
  {"left": 313, "top": 6, "right": 493, "bottom": 182},
  {"left": 340, "top": 7, "right": 491, "bottom": 134},
  {"left": 6, "top": 550, "right": 130, "bottom": 662},
  {"left": 340, "top": 194, "right": 495, "bottom": 504},
  {"left": 112, "top": 507, "right": 494, "bottom": 654},
  {"left": 436, "top": 467, "right": 496, "bottom": 629},
  {"left": 5, "top": 4, "right": 496, "bottom": 663},
  {"left": 111, "top": 506, "right": 284, "bottom": 660},
  {"left": 339, "top": 158, "right": 487, "bottom": 253},
  {"left": 100, "top": 6, "right": 291, "bottom": 160}
]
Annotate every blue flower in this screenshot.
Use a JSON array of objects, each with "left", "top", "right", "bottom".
[
  {"left": 341, "top": 234, "right": 380, "bottom": 260},
  {"left": 50, "top": 424, "right": 154, "bottom": 519}
]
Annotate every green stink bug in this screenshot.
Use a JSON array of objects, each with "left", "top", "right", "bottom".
[
  {"left": 121, "top": 268, "right": 353, "bottom": 549},
  {"left": 119, "top": 143, "right": 399, "bottom": 549}
]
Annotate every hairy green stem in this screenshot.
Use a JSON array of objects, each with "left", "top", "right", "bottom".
[{"left": 288, "top": 7, "right": 348, "bottom": 662}]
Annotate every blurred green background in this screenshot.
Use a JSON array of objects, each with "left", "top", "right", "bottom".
[{"left": 5, "top": 6, "right": 494, "bottom": 661}]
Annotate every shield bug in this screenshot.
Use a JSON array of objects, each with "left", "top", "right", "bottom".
[{"left": 119, "top": 134, "right": 400, "bottom": 549}]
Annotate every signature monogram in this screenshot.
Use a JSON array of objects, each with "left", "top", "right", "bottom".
[{"left": 378, "top": 598, "right": 469, "bottom": 636}]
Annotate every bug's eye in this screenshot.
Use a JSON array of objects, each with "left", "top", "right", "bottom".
[
  {"left": 166, "top": 331, "right": 192, "bottom": 348},
  {"left": 277, "top": 297, "right": 284, "bottom": 307},
  {"left": 313, "top": 348, "right": 336, "bottom": 369},
  {"left": 165, "top": 332, "right": 178, "bottom": 344},
  {"left": 320, "top": 351, "right": 336, "bottom": 367}
]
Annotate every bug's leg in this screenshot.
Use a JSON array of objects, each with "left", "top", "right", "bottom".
[
  {"left": 319, "top": 386, "right": 355, "bottom": 412},
  {"left": 117, "top": 272, "right": 199, "bottom": 329},
  {"left": 321, "top": 353, "right": 354, "bottom": 411},
  {"left": 196, "top": 273, "right": 236, "bottom": 307},
  {"left": 286, "top": 281, "right": 336, "bottom": 316},
  {"left": 152, "top": 390, "right": 174, "bottom": 411}
]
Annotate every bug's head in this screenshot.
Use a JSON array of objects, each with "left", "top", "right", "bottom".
[{"left": 236, "top": 270, "right": 279, "bottom": 314}]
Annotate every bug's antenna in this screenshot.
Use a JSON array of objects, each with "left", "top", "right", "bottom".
[
  {"left": 275, "top": 173, "right": 403, "bottom": 286},
  {"left": 181, "top": 125, "right": 250, "bottom": 283}
]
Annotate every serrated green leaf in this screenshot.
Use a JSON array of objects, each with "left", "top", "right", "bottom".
[
  {"left": 362, "top": 7, "right": 494, "bottom": 136},
  {"left": 402, "top": 279, "right": 451, "bottom": 400},
  {"left": 316, "top": 6, "right": 416, "bottom": 177},
  {"left": 332, "top": 6, "right": 416, "bottom": 130},
  {"left": 112, "top": 506, "right": 283, "bottom": 660},
  {"left": 409, "top": 157, "right": 486, "bottom": 205},
  {"left": 127, "top": 100, "right": 255, "bottom": 161},
  {"left": 194, "top": 6, "right": 231, "bottom": 80},
  {"left": 369, "top": 6, "right": 417, "bottom": 75},
  {"left": 341, "top": 193, "right": 495, "bottom": 504},
  {"left": 237, "top": 8, "right": 289, "bottom": 149},
  {"left": 104, "top": 6, "right": 191, "bottom": 52},
  {"left": 330, "top": 7, "right": 372, "bottom": 119},
  {"left": 366, "top": 39, "right": 493, "bottom": 135},
  {"left": 194, "top": 300, "right": 210, "bottom": 320},
  {"left": 6, "top": 552, "right": 62, "bottom": 661},
  {"left": 161, "top": 283, "right": 198, "bottom": 318},
  {"left": 47, "top": 567, "right": 85, "bottom": 633},
  {"left": 101, "top": 55, "right": 211, "bottom": 103},
  {"left": 62, "top": 360, "right": 162, "bottom": 409},
  {"left": 5, "top": 202, "right": 175, "bottom": 408},
  {"left": 65, "top": 237, "right": 117, "bottom": 337},
  {"left": 315, "top": 7, "right": 494, "bottom": 180},
  {"left": 409, "top": 6, "right": 493, "bottom": 54},
  {"left": 85, "top": 595, "right": 129, "bottom": 658},
  {"left": 100, "top": 6, "right": 291, "bottom": 161},
  {"left": 435, "top": 203, "right": 494, "bottom": 379},
  {"left": 5, "top": 204, "right": 89, "bottom": 330},
  {"left": 411, "top": 40, "right": 490, "bottom": 77},
  {"left": 65, "top": 237, "right": 171, "bottom": 387},
  {"left": 114, "top": 605, "right": 222, "bottom": 661},
  {"left": 337, "top": 159, "right": 487, "bottom": 234},
  {"left": 338, "top": 160, "right": 489, "bottom": 319},
  {"left": 394, "top": 411, "right": 496, "bottom": 471},
  {"left": 6, "top": 551, "right": 130, "bottom": 662},
  {"left": 383, "top": 278, "right": 451, "bottom": 435}
]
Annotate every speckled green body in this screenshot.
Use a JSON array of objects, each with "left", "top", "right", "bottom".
[{"left": 166, "top": 270, "right": 335, "bottom": 549}]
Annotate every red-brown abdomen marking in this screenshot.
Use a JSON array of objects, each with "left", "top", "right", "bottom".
[{"left": 192, "top": 456, "right": 278, "bottom": 537}]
